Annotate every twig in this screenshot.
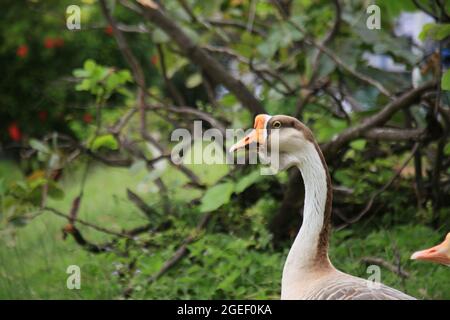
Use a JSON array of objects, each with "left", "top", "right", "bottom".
[
  {"left": 43, "top": 206, "right": 132, "bottom": 239},
  {"left": 363, "top": 128, "right": 424, "bottom": 141},
  {"left": 322, "top": 81, "right": 435, "bottom": 158},
  {"left": 175, "top": 0, "right": 230, "bottom": 43},
  {"left": 100, "top": 0, "right": 204, "bottom": 191},
  {"left": 62, "top": 224, "right": 114, "bottom": 253},
  {"left": 310, "top": 0, "right": 341, "bottom": 84},
  {"left": 279, "top": 9, "right": 392, "bottom": 98},
  {"left": 69, "top": 195, "right": 82, "bottom": 225},
  {"left": 127, "top": 188, "right": 160, "bottom": 220},
  {"left": 146, "top": 104, "right": 227, "bottom": 135},
  {"left": 337, "top": 143, "right": 420, "bottom": 229},
  {"left": 206, "top": 18, "right": 266, "bottom": 37},
  {"left": 148, "top": 212, "right": 212, "bottom": 282},
  {"left": 247, "top": 0, "right": 257, "bottom": 33},
  {"left": 202, "top": 44, "right": 295, "bottom": 94},
  {"left": 361, "top": 257, "right": 410, "bottom": 279},
  {"left": 136, "top": 0, "right": 266, "bottom": 115},
  {"left": 109, "top": 108, "right": 137, "bottom": 135},
  {"left": 156, "top": 44, "right": 186, "bottom": 106},
  {"left": 412, "top": 0, "right": 439, "bottom": 20}
]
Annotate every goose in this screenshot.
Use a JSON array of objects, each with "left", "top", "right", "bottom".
[
  {"left": 411, "top": 233, "right": 450, "bottom": 266},
  {"left": 230, "top": 114, "right": 415, "bottom": 300}
]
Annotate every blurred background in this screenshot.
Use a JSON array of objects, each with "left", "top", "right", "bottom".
[{"left": 0, "top": 0, "right": 449, "bottom": 299}]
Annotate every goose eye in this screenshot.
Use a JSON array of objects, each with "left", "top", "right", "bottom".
[{"left": 272, "top": 121, "right": 281, "bottom": 129}]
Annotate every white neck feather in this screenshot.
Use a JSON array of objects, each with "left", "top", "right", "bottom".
[{"left": 281, "top": 142, "right": 331, "bottom": 297}]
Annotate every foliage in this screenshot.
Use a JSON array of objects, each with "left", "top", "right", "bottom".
[{"left": 1, "top": 0, "right": 450, "bottom": 300}]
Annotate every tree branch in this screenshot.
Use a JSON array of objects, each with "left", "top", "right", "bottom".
[
  {"left": 281, "top": 11, "right": 393, "bottom": 98},
  {"left": 336, "top": 143, "right": 420, "bottom": 229},
  {"left": 44, "top": 206, "right": 132, "bottom": 239},
  {"left": 361, "top": 257, "right": 410, "bottom": 279},
  {"left": 363, "top": 128, "right": 424, "bottom": 141},
  {"left": 62, "top": 224, "right": 114, "bottom": 253},
  {"left": 322, "top": 81, "right": 435, "bottom": 158},
  {"left": 127, "top": 188, "right": 160, "bottom": 220},
  {"left": 136, "top": 0, "right": 266, "bottom": 115},
  {"left": 310, "top": 0, "right": 341, "bottom": 84}
]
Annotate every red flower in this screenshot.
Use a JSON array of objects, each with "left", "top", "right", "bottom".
[
  {"left": 8, "top": 122, "right": 22, "bottom": 141},
  {"left": 44, "top": 37, "right": 55, "bottom": 49},
  {"left": 54, "top": 38, "right": 64, "bottom": 47},
  {"left": 16, "top": 45, "right": 28, "bottom": 58},
  {"left": 151, "top": 55, "right": 159, "bottom": 66},
  {"left": 104, "top": 25, "right": 113, "bottom": 36},
  {"left": 38, "top": 111, "right": 48, "bottom": 122},
  {"left": 83, "top": 113, "right": 93, "bottom": 124}
]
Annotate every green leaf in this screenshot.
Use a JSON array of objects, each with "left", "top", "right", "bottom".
[
  {"left": 73, "top": 68, "right": 89, "bottom": 78},
  {"left": 444, "top": 143, "right": 450, "bottom": 156},
  {"left": 235, "top": 171, "right": 262, "bottom": 194},
  {"left": 48, "top": 153, "right": 60, "bottom": 170},
  {"left": 167, "top": 58, "right": 188, "bottom": 78},
  {"left": 91, "top": 134, "right": 119, "bottom": 151},
  {"left": 419, "top": 23, "right": 450, "bottom": 41},
  {"left": 217, "top": 270, "right": 240, "bottom": 290},
  {"left": 29, "top": 139, "right": 50, "bottom": 154},
  {"left": 199, "top": 182, "right": 234, "bottom": 212},
  {"left": 152, "top": 28, "right": 169, "bottom": 43},
  {"left": 186, "top": 73, "right": 202, "bottom": 88},
  {"left": 117, "top": 70, "right": 132, "bottom": 82},
  {"left": 75, "top": 79, "right": 92, "bottom": 91},
  {"left": 442, "top": 69, "right": 450, "bottom": 91},
  {"left": 0, "top": 178, "right": 5, "bottom": 194},
  {"left": 105, "top": 70, "right": 131, "bottom": 93},
  {"left": 334, "top": 170, "right": 352, "bottom": 186},
  {"left": 84, "top": 59, "right": 97, "bottom": 72},
  {"left": 350, "top": 139, "right": 367, "bottom": 151},
  {"left": 47, "top": 183, "right": 65, "bottom": 200}
]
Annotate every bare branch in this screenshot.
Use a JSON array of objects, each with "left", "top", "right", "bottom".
[
  {"left": 202, "top": 44, "right": 296, "bottom": 94},
  {"left": 206, "top": 18, "right": 266, "bottom": 37},
  {"left": 336, "top": 143, "right": 420, "bottom": 229},
  {"left": 100, "top": 0, "right": 204, "bottom": 190},
  {"left": 136, "top": 0, "right": 266, "bottom": 115},
  {"left": 412, "top": 0, "right": 439, "bottom": 20},
  {"left": 310, "top": 0, "right": 341, "bottom": 83},
  {"left": 322, "top": 81, "right": 435, "bottom": 158},
  {"left": 63, "top": 224, "right": 114, "bottom": 253},
  {"left": 109, "top": 107, "right": 137, "bottom": 135},
  {"left": 280, "top": 12, "right": 392, "bottom": 98},
  {"left": 149, "top": 212, "right": 212, "bottom": 282},
  {"left": 363, "top": 128, "right": 424, "bottom": 141},
  {"left": 44, "top": 206, "right": 133, "bottom": 239},
  {"left": 361, "top": 257, "right": 410, "bottom": 279},
  {"left": 127, "top": 188, "right": 160, "bottom": 220},
  {"left": 146, "top": 104, "right": 227, "bottom": 136},
  {"left": 156, "top": 44, "right": 186, "bottom": 106}
]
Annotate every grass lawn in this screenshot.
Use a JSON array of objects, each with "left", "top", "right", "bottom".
[{"left": 0, "top": 157, "right": 448, "bottom": 299}]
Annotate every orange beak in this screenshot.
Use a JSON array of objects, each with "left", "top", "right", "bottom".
[
  {"left": 410, "top": 233, "right": 450, "bottom": 266},
  {"left": 229, "top": 114, "right": 270, "bottom": 153}
]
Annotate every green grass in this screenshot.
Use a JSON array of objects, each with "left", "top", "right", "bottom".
[
  {"left": 0, "top": 146, "right": 229, "bottom": 299},
  {"left": 0, "top": 158, "right": 448, "bottom": 299},
  {"left": 330, "top": 225, "right": 450, "bottom": 299},
  {"left": 0, "top": 162, "right": 151, "bottom": 299}
]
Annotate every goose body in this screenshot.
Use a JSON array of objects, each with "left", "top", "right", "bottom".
[
  {"left": 230, "top": 114, "right": 415, "bottom": 300},
  {"left": 285, "top": 269, "right": 414, "bottom": 300}
]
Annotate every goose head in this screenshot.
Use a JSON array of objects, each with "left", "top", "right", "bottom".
[
  {"left": 229, "top": 114, "right": 317, "bottom": 172},
  {"left": 411, "top": 233, "right": 450, "bottom": 266}
]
